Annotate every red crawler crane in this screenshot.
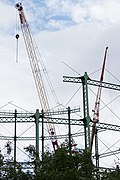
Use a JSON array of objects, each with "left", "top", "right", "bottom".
[
  {"left": 91, "top": 47, "right": 108, "bottom": 149},
  {"left": 15, "top": 2, "right": 58, "bottom": 151}
]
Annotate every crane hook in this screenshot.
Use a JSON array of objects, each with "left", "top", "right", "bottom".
[{"left": 15, "top": 34, "right": 19, "bottom": 39}]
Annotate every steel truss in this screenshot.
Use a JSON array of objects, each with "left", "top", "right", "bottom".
[
  {"left": 63, "top": 72, "right": 120, "bottom": 170},
  {"left": 0, "top": 72, "right": 120, "bottom": 172},
  {"left": 0, "top": 105, "right": 120, "bottom": 173}
]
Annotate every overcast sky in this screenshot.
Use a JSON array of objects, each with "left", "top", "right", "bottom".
[
  {"left": 1, "top": 0, "right": 120, "bottom": 168},
  {"left": 0, "top": 0, "right": 120, "bottom": 110}
]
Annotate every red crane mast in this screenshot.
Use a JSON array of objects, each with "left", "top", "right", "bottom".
[
  {"left": 15, "top": 2, "right": 58, "bottom": 151},
  {"left": 91, "top": 47, "right": 108, "bottom": 149}
]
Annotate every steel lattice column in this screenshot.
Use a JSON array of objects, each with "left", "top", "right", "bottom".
[{"left": 81, "top": 72, "right": 91, "bottom": 149}]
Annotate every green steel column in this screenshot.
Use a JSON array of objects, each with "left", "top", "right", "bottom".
[
  {"left": 81, "top": 72, "right": 91, "bottom": 150},
  {"left": 14, "top": 109, "right": 17, "bottom": 180},
  {"left": 95, "top": 128, "right": 99, "bottom": 168},
  {"left": 14, "top": 109, "right": 17, "bottom": 166},
  {"left": 95, "top": 128, "right": 100, "bottom": 180},
  {"left": 41, "top": 109, "right": 44, "bottom": 160},
  {"left": 68, "top": 106, "right": 72, "bottom": 155},
  {"left": 35, "top": 109, "right": 40, "bottom": 161}
]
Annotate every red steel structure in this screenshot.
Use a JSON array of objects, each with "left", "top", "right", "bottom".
[{"left": 91, "top": 47, "right": 108, "bottom": 149}]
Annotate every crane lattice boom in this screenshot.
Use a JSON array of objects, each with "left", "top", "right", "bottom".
[
  {"left": 15, "top": 2, "right": 58, "bottom": 150},
  {"left": 91, "top": 47, "right": 108, "bottom": 149}
]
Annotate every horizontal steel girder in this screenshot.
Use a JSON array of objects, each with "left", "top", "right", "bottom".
[
  {"left": 0, "top": 115, "right": 120, "bottom": 132},
  {"left": 63, "top": 76, "right": 120, "bottom": 91}
]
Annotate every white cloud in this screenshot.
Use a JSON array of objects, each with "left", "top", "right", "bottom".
[
  {"left": 6, "top": 0, "right": 119, "bottom": 31},
  {"left": 0, "top": 1, "right": 16, "bottom": 33},
  {"left": 90, "top": 1, "right": 120, "bottom": 24},
  {"left": 38, "top": 0, "right": 120, "bottom": 29}
]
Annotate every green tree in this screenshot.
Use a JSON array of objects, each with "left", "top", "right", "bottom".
[
  {"left": 101, "top": 166, "right": 120, "bottom": 180},
  {"left": 36, "top": 148, "right": 95, "bottom": 180},
  {"left": 0, "top": 163, "right": 33, "bottom": 180}
]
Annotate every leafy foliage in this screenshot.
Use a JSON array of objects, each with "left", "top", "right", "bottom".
[
  {"left": 0, "top": 163, "right": 33, "bottom": 179},
  {"left": 101, "top": 166, "right": 120, "bottom": 180},
  {"left": 36, "top": 148, "right": 95, "bottom": 180},
  {"left": 1, "top": 146, "right": 120, "bottom": 179}
]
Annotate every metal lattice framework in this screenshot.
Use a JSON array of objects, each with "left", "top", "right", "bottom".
[
  {"left": 0, "top": 107, "right": 120, "bottom": 140},
  {"left": 63, "top": 75, "right": 120, "bottom": 91},
  {"left": 63, "top": 72, "right": 120, "bottom": 148},
  {"left": 1, "top": 72, "right": 120, "bottom": 171},
  {"left": 0, "top": 103, "right": 120, "bottom": 171}
]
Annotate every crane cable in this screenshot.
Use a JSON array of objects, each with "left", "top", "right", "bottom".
[
  {"left": 15, "top": 10, "right": 19, "bottom": 63},
  {"left": 35, "top": 43, "right": 60, "bottom": 109}
]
